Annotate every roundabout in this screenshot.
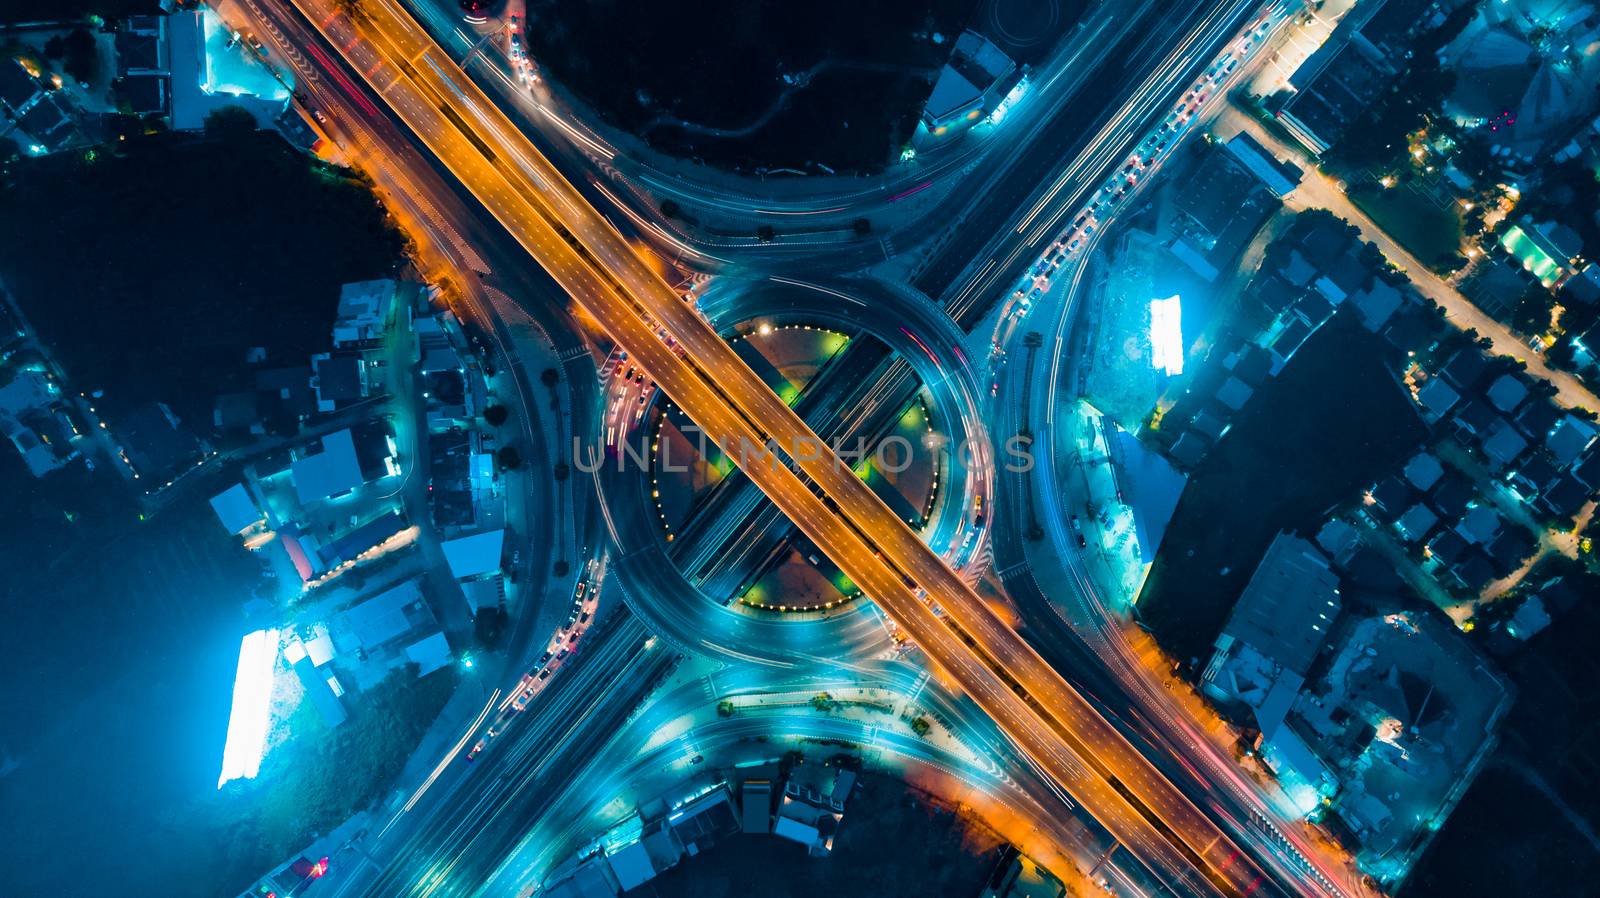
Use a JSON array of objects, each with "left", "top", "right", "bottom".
[{"left": 594, "top": 276, "right": 994, "bottom": 669}]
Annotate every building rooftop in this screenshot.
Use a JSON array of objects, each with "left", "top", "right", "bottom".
[
  {"left": 210, "top": 483, "right": 263, "bottom": 534},
  {"left": 1486, "top": 373, "right": 1530, "bottom": 414},
  {"left": 334, "top": 279, "right": 397, "bottom": 346},
  {"left": 403, "top": 631, "right": 452, "bottom": 676},
  {"left": 1547, "top": 415, "right": 1597, "bottom": 464},
  {"left": 314, "top": 354, "right": 365, "bottom": 407},
  {"left": 441, "top": 529, "right": 505, "bottom": 579},
  {"left": 332, "top": 577, "right": 431, "bottom": 652},
  {"left": 292, "top": 428, "right": 364, "bottom": 503},
  {"left": 1216, "top": 533, "right": 1342, "bottom": 676}
]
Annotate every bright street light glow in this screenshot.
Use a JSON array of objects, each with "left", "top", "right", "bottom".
[
  {"left": 1149, "top": 295, "right": 1184, "bottom": 376},
  {"left": 218, "top": 628, "right": 280, "bottom": 788}
]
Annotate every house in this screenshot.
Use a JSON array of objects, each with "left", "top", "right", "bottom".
[
  {"left": 312, "top": 353, "right": 368, "bottom": 411},
  {"left": 1367, "top": 476, "right": 1413, "bottom": 523},
  {"left": 1167, "top": 431, "right": 1210, "bottom": 468},
  {"left": 1451, "top": 398, "right": 1499, "bottom": 439},
  {"left": 291, "top": 428, "right": 364, "bottom": 503},
  {"left": 1537, "top": 475, "right": 1592, "bottom": 519},
  {"left": 1507, "top": 452, "right": 1562, "bottom": 502},
  {"left": 284, "top": 642, "right": 347, "bottom": 728},
  {"left": 1485, "top": 528, "right": 1534, "bottom": 576},
  {"left": 1426, "top": 529, "right": 1470, "bottom": 569},
  {"left": 1485, "top": 373, "right": 1530, "bottom": 414},
  {"left": 1216, "top": 376, "right": 1255, "bottom": 411},
  {"left": 314, "top": 510, "right": 406, "bottom": 570},
  {"left": 1414, "top": 377, "right": 1461, "bottom": 422},
  {"left": 332, "top": 279, "right": 398, "bottom": 347},
  {"left": 1506, "top": 595, "right": 1552, "bottom": 640},
  {"left": 1447, "top": 551, "right": 1500, "bottom": 593},
  {"left": 255, "top": 365, "right": 318, "bottom": 425},
  {"left": 121, "top": 402, "right": 201, "bottom": 481},
  {"left": 1402, "top": 452, "right": 1445, "bottom": 491},
  {"left": 114, "top": 15, "right": 170, "bottom": 118},
  {"left": 1512, "top": 399, "right": 1561, "bottom": 441},
  {"left": 1501, "top": 219, "right": 1585, "bottom": 288},
  {"left": 1426, "top": 472, "right": 1476, "bottom": 520},
  {"left": 1454, "top": 503, "right": 1503, "bottom": 545},
  {"left": 351, "top": 418, "right": 398, "bottom": 481},
  {"left": 1438, "top": 347, "right": 1492, "bottom": 392},
  {"left": 1480, "top": 418, "right": 1530, "bottom": 470},
  {"left": 1350, "top": 280, "right": 1405, "bottom": 332},
  {"left": 115, "top": 72, "right": 168, "bottom": 116},
  {"left": 1546, "top": 415, "right": 1598, "bottom": 465},
  {"left": 1379, "top": 297, "right": 1441, "bottom": 355},
  {"left": 213, "top": 391, "right": 260, "bottom": 435},
  {"left": 1574, "top": 451, "right": 1600, "bottom": 490},
  {"left": 210, "top": 482, "right": 265, "bottom": 535},
  {"left": 1396, "top": 503, "right": 1439, "bottom": 543},
  {"left": 1316, "top": 519, "right": 1362, "bottom": 566}
]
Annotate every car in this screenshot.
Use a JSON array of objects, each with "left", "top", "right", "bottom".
[
  {"left": 579, "top": 611, "right": 590, "bottom": 623},
  {"left": 634, "top": 370, "right": 644, "bottom": 383},
  {"left": 310, "top": 108, "right": 329, "bottom": 124},
  {"left": 1077, "top": 534, "right": 1088, "bottom": 548},
  {"left": 511, "top": 550, "right": 521, "bottom": 566},
  {"left": 1067, "top": 239, "right": 1081, "bottom": 251},
  {"left": 538, "top": 668, "right": 551, "bottom": 680},
  {"left": 466, "top": 738, "right": 486, "bottom": 761},
  {"left": 1070, "top": 514, "right": 1082, "bottom": 531},
  {"left": 539, "top": 651, "right": 552, "bottom": 664}
]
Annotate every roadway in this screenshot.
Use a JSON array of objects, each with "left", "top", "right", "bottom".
[
  {"left": 977, "top": 16, "right": 1378, "bottom": 895},
  {"left": 329, "top": 611, "right": 669, "bottom": 898},
  {"left": 278, "top": 0, "right": 1297, "bottom": 894},
  {"left": 480, "top": 657, "right": 1178, "bottom": 898}
]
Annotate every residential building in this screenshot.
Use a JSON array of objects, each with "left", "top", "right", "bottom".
[
  {"left": 332, "top": 279, "right": 398, "bottom": 347},
  {"left": 291, "top": 428, "right": 365, "bottom": 504}
]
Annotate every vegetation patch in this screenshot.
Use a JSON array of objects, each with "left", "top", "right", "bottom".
[
  {"left": 0, "top": 130, "right": 402, "bottom": 425},
  {"left": 521, "top": 0, "right": 976, "bottom": 173}
]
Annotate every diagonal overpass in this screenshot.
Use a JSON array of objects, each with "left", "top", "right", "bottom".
[{"left": 283, "top": 0, "right": 1291, "bottom": 894}]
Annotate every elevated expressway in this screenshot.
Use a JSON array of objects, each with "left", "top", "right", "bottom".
[{"left": 283, "top": 0, "right": 1284, "bottom": 893}]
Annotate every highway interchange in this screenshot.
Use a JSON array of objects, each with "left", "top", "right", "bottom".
[{"left": 228, "top": 0, "right": 1383, "bottom": 896}]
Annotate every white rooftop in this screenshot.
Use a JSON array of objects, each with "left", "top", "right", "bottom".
[{"left": 442, "top": 529, "right": 505, "bottom": 579}]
